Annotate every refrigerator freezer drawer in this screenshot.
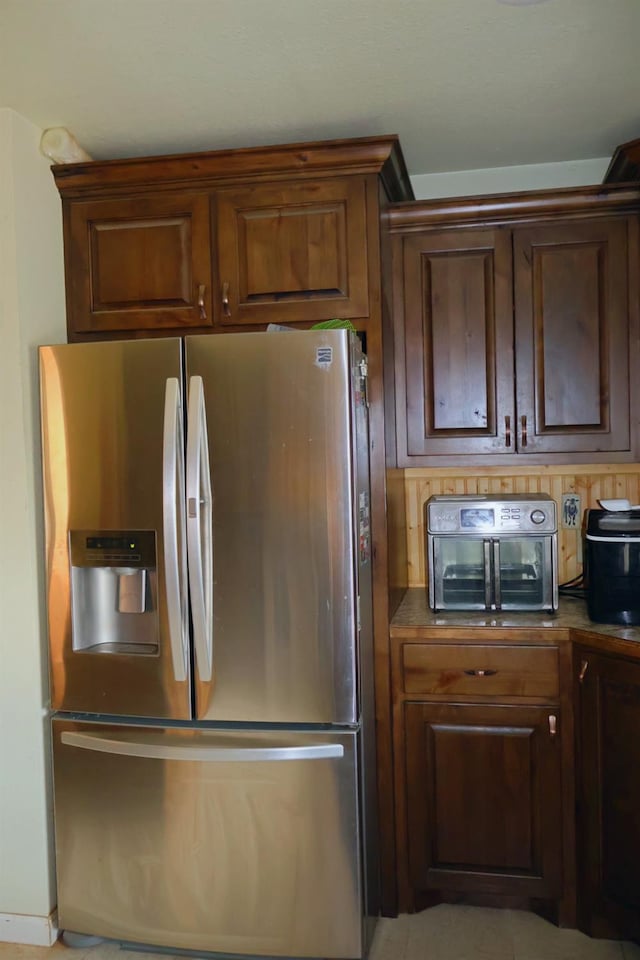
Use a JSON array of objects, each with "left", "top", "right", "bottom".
[{"left": 53, "top": 719, "right": 365, "bottom": 958}]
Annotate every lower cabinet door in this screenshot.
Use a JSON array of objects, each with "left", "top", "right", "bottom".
[
  {"left": 404, "top": 701, "right": 563, "bottom": 899},
  {"left": 576, "top": 649, "right": 640, "bottom": 940}
]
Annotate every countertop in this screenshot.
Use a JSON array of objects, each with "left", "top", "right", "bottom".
[{"left": 390, "top": 588, "right": 640, "bottom": 653}]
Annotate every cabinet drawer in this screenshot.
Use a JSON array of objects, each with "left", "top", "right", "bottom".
[{"left": 401, "top": 643, "right": 559, "bottom": 699}]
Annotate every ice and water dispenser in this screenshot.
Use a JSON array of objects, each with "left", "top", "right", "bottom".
[{"left": 69, "top": 530, "right": 159, "bottom": 654}]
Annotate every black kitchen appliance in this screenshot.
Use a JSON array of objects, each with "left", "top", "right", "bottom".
[{"left": 585, "top": 509, "right": 640, "bottom": 626}]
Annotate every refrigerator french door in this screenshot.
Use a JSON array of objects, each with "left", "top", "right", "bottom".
[
  {"left": 39, "top": 330, "right": 376, "bottom": 957},
  {"left": 39, "top": 331, "right": 369, "bottom": 723}
]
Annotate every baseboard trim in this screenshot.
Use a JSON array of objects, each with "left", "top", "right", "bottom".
[{"left": 0, "top": 910, "right": 59, "bottom": 946}]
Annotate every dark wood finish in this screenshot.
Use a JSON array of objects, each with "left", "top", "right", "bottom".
[
  {"left": 392, "top": 628, "right": 569, "bottom": 918},
  {"left": 389, "top": 605, "right": 640, "bottom": 929},
  {"left": 514, "top": 218, "right": 630, "bottom": 454},
  {"left": 404, "top": 701, "right": 563, "bottom": 898},
  {"left": 386, "top": 183, "right": 640, "bottom": 231},
  {"left": 364, "top": 171, "right": 402, "bottom": 918},
  {"left": 575, "top": 646, "right": 640, "bottom": 941},
  {"left": 401, "top": 643, "right": 559, "bottom": 699},
  {"left": 54, "top": 136, "right": 412, "bottom": 342},
  {"left": 64, "top": 194, "right": 213, "bottom": 336},
  {"left": 377, "top": 179, "right": 409, "bottom": 917},
  {"left": 396, "top": 227, "right": 514, "bottom": 459},
  {"left": 389, "top": 187, "right": 640, "bottom": 466},
  {"left": 215, "top": 178, "right": 369, "bottom": 325},
  {"left": 603, "top": 137, "right": 640, "bottom": 184},
  {"left": 53, "top": 135, "right": 414, "bottom": 201}
]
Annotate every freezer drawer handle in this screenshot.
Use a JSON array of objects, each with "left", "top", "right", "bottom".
[
  {"left": 61, "top": 731, "right": 344, "bottom": 762},
  {"left": 186, "top": 375, "right": 213, "bottom": 682},
  {"left": 162, "top": 378, "right": 188, "bottom": 682}
]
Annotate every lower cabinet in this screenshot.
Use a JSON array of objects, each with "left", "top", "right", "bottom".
[
  {"left": 575, "top": 647, "right": 640, "bottom": 941},
  {"left": 404, "top": 701, "right": 563, "bottom": 900},
  {"left": 392, "top": 624, "right": 640, "bottom": 936}
]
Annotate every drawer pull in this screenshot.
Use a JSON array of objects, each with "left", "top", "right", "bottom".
[{"left": 463, "top": 669, "right": 497, "bottom": 677}]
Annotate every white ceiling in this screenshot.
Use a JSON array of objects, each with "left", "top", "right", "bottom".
[{"left": 1, "top": 0, "right": 639, "bottom": 177}]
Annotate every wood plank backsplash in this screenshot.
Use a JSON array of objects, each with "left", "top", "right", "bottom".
[{"left": 404, "top": 465, "right": 640, "bottom": 587}]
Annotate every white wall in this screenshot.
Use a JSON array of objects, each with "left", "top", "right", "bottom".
[
  {"left": 0, "top": 108, "right": 65, "bottom": 943},
  {"left": 411, "top": 156, "right": 609, "bottom": 200}
]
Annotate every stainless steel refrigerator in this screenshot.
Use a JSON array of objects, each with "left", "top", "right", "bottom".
[{"left": 39, "top": 330, "right": 377, "bottom": 958}]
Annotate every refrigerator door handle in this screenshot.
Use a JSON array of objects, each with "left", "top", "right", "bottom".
[
  {"left": 186, "top": 375, "right": 213, "bottom": 682},
  {"left": 162, "top": 378, "right": 188, "bottom": 682},
  {"left": 61, "top": 731, "right": 344, "bottom": 762}
]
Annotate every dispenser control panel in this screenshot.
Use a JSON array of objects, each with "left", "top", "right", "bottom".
[{"left": 69, "top": 530, "right": 156, "bottom": 567}]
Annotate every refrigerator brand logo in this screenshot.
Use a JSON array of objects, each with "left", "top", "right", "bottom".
[{"left": 315, "top": 346, "right": 333, "bottom": 368}]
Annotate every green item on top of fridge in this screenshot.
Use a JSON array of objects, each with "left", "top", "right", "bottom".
[{"left": 310, "top": 318, "right": 356, "bottom": 331}]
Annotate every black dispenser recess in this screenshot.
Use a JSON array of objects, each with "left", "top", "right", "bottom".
[{"left": 585, "top": 509, "right": 640, "bottom": 626}]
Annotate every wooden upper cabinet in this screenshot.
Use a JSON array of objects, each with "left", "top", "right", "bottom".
[
  {"left": 215, "top": 178, "right": 369, "bottom": 326},
  {"left": 389, "top": 186, "right": 640, "bottom": 465},
  {"left": 397, "top": 227, "right": 514, "bottom": 458},
  {"left": 513, "top": 218, "right": 630, "bottom": 454},
  {"left": 52, "top": 135, "right": 413, "bottom": 341},
  {"left": 64, "top": 194, "right": 213, "bottom": 337}
]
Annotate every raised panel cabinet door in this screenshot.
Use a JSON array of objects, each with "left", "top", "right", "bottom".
[
  {"left": 576, "top": 649, "right": 640, "bottom": 941},
  {"left": 395, "top": 228, "right": 514, "bottom": 462},
  {"left": 404, "top": 701, "right": 563, "bottom": 899},
  {"left": 513, "top": 218, "right": 630, "bottom": 454},
  {"left": 215, "top": 178, "right": 369, "bottom": 325},
  {"left": 65, "top": 194, "right": 213, "bottom": 337}
]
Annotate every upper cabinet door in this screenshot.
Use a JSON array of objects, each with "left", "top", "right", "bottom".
[
  {"left": 65, "top": 194, "right": 213, "bottom": 338},
  {"left": 215, "top": 178, "right": 369, "bottom": 325},
  {"left": 395, "top": 227, "right": 515, "bottom": 462},
  {"left": 514, "top": 218, "right": 630, "bottom": 454}
]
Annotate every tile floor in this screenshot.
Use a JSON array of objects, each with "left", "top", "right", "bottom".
[{"left": 0, "top": 906, "right": 639, "bottom": 960}]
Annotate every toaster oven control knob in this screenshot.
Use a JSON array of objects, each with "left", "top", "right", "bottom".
[{"left": 530, "top": 509, "right": 546, "bottom": 525}]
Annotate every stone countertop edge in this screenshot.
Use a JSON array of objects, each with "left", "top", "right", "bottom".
[{"left": 390, "top": 588, "right": 640, "bottom": 649}]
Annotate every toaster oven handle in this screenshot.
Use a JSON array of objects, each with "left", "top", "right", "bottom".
[
  {"left": 492, "top": 538, "right": 501, "bottom": 610},
  {"left": 483, "top": 539, "right": 493, "bottom": 610}
]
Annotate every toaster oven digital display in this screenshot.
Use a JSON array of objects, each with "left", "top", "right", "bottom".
[{"left": 460, "top": 508, "right": 495, "bottom": 529}]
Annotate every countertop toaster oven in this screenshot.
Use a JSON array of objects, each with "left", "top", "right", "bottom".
[{"left": 426, "top": 494, "right": 558, "bottom": 613}]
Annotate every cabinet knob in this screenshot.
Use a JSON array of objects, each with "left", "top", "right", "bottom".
[
  {"left": 578, "top": 659, "right": 589, "bottom": 683},
  {"left": 197, "top": 284, "right": 207, "bottom": 321},
  {"left": 222, "top": 281, "right": 231, "bottom": 317},
  {"left": 463, "top": 669, "right": 497, "bottom": 677},
  {"left": 548, "top": 714, "right": 557, "bottom": 737}
]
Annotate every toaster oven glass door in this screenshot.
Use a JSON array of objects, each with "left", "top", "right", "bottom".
[
  {"left": 431, "top": 536, "right": 554, "bottom": 611},
  {"left": 432, "top": 538, "right": 492, "bottom": 610},
  {"left": 493, "top": 536, "right": 553, "bottom": 610}
]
